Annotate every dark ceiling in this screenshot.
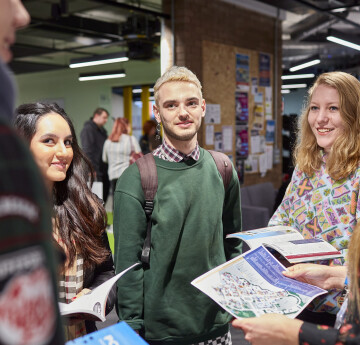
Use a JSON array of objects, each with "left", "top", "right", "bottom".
[
  {"left": 11, "top": 0, "right": 360, "bottom": 79},
  {"left": 259, "top": 0, "right": 360, "bottom": 74},
  {"left": 11, "top": 0, "right": 164, "bottom": 74}
]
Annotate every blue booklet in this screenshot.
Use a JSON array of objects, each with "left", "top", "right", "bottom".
[{"left": 66, "top": 322, "right": 148, "bottom": 345}]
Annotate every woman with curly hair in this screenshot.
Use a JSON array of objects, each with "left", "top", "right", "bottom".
[
  {"left": 14, "top": 102, "right": 115, "bottom": 340},
  {"left": 269, "top": 71, "right": 360, "bottom": 326}
]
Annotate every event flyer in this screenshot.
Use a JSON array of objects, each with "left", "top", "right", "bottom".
[{"left": 192, "top": 246, "right": 327, "bottom": 319}]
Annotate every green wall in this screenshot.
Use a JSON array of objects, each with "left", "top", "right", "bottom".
[{"left": 15, "top": 59, "right": 160, "bottom": 138}]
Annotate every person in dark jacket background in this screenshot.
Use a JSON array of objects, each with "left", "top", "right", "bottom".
[{"left": 80, "top": 108, "right": 110, "bottom": 203}]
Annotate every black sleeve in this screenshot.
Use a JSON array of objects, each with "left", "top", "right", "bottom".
[{"left": 88, "top": 232, "right": 116, "bottom": 315}]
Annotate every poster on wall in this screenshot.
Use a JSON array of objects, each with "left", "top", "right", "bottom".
[
  {"left": 265, "top": 86, "right": 272, "bottom": 119},
  {"left": 252, "top": 104, "right": 265, "bottom": 130},
  {"left": 235, "top": 125, "right": 248, "bottom": 158},
  {"left": 235, "top": 92, "right": 249, "bottom": 124},
  {"left": 236, "top": 53, "right": 250, "bottom": 88},
  {"left": 214, "top": 132, "right": 223, "bottom": 151},
  {"left": 245, "top": 155, "right": 259, "bottom": 173},
  {"left": 265, "top": 120, "right": 275, "bottom": 143},
  {"left": 206, "top": 125, "right": 214, "bottom": 145},
  {"left": 222, "top": 126, "right": 233, "bottom": 152},
  {"left": 205, "top": 104, "right": 221, "bottom": 124},
  {"left": 259, "top": 53, "right": 270, "bottom": 87}
]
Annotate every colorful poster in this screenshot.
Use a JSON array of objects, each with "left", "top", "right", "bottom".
[
  {"left": 236, "top": 53, "right": 250, "bottom": 87},
  {"left": 259, "top": 53, "right": 270, "bottom": 87},
  {"left": 214, "top": 132, "right": 223, "bottom": 152},
  {"left": 235, "top": 92, "right": 249, "bottom": 124},
  {"left": 266, "top": 120, "right": 275, "bottom": 143},
  {"left": 235, "top": 125, "right": 249, "bottom": 158},
  {"left": 253, "top": 104, "right": 265, "bottom": 130}
]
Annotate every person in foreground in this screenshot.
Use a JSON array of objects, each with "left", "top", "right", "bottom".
[
  {"left": 232, "top": 222, "right": 360, "bottom": 345},
  {"left": 0, "top": 1, "right": 64, "bottom": 344},
  {"left": 14, "top": 102, "right": 115, "bottom": 341},
  {"left": 102, "top": 117, "right": 141, "bottom": 196},
  {"left": 113, "top": 66, "right": 242, "bottom": 344},
  {"left": 269, "top": 71, "right": 360, "bottom": 325}
]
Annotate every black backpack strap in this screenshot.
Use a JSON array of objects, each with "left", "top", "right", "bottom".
[
  {"left": 208, "top": 150, "right": 233, "bottom": 191},
  {"left": 135, "top": 153, "right": 158, "bottom": 266}
]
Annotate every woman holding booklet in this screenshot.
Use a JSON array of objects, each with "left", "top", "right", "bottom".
[
  {"left": 14, "top": 103, "right": 115, "bottom": 341},
  {"left": 269, "top": 71, "right": 360, "bottom": 325},
  {"left": 231, "top": 222, "right": 360, "bottom": 345}
]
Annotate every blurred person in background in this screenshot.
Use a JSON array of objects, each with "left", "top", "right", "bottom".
[
  {"left": 81, "top": 107, "right": 110, "bottom": 203},
  {"left": 139, "top": 119, "right": 161, "bottom": 154},
  {"left": 102, "top": 117, "right": 141, "bottom": 197}
]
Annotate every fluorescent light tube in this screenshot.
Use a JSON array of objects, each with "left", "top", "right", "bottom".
[
  {"left": 281, "top": 89, "right": 290, "bottom": 94},
  {"left": 281, "top": 84, "right": 307, "bottom": 89},
  {"left": 289, "top": 59, "right": 320, "bottom": 72},
  {"left": 70, "top": 57, "right": 128, "bottom": 68},
  {"left": 327, "top": 36, "right": 360, "bottom": 51},
  {"left": 281, "top": 73, "right": 315, "bottom": 80},
  {"left": 79, "top": 70, "right": 126, "bottom": 81}
]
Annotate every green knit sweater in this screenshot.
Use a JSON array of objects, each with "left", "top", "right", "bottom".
[{"left": 114, "top": 148, "right": 242, "bottom": 345}]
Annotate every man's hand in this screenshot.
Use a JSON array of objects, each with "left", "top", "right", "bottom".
[
  {"left": 283, "top": 263, "right": 347, "bottom": 290},
  {"left": 232, "top": 314, "right": 302, "bottom": 345}
]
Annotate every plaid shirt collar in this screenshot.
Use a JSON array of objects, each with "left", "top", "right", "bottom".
[{"left": 153, "top": 139, "right": 200, "bottom": 162}]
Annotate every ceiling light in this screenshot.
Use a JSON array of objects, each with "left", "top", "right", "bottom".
[
  {"left": 70, "top": 52, "right": 129, "bottom": 68},
  {"left": 132, "top": 87, "right": 154, "bottom": 93},
  {"left": 327, "top": 35, "right": 360, "bottom": 52},
  {"left": 78, "top": 69, "right": 126, "bottom": 81},
  {"left": 281, "top": 84, "right": 307, "bottom": 89},
  {"left": 281, "top": 73, "right": 315, "bottom": 80},
  {"left": 289, "top": 59, "right": 320, "bottom": 72},
  {"left": 281, "top": 89, "right": 290, "bottom": 94}
]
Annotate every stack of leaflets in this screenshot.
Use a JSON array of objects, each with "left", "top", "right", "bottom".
[{"left": 227, "top": 225, "right": 342, "bottom": 263}]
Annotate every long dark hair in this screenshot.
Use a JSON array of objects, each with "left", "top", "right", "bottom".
[{"left": 14, "top": 102, "right": 109, "bottom": 269}]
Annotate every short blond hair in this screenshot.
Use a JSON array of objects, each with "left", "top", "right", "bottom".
[
  {"left": 294, "top": 71, "right": 360, "bottom": 180},
  {"left": 154, "top": 66, "right": 202, "bottom": 105}
]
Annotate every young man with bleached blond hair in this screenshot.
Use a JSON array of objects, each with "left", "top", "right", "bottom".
[{"left": 114, "top": 66, "right": 242, "bottom": 345}]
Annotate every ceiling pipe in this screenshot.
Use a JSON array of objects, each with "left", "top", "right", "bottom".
[
  {"left": 90, "top": 0, "right": 170, "bottom": 19},
  {"left": 290, "top": 0, "right": 360, "bottom": 30}
]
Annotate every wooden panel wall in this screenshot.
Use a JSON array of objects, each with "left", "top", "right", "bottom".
[{"left": 202, "top": 40, "right": 282, "bottom": 187}]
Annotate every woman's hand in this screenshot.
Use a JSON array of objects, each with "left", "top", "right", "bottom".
[
  {"left": 232, "top": 314, "right": 302, "bottom": 345},
  {"left": 64, "top": 288, "right": 92, "bottom": 324},
  {"left": 283, "top": 263, "right": 346, "bottom": 290},
  {"left": 71, "top": 288, "right": 91, "bottom": 301}
]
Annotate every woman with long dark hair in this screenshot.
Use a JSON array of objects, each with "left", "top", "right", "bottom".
[{"left": 14, "top": 102, "right": 115, "bottom": 341}]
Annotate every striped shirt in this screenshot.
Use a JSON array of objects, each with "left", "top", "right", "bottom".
[{"left": 152, "top": 139, "right": 200, "bottom": 162}]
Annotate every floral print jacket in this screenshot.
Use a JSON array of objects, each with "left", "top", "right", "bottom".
[
  {"left": 299, "top": 310, "right": 360, "bottom": 344},
  {"left": 269, "top": 162, "right": 360, "bottom": 313}
]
